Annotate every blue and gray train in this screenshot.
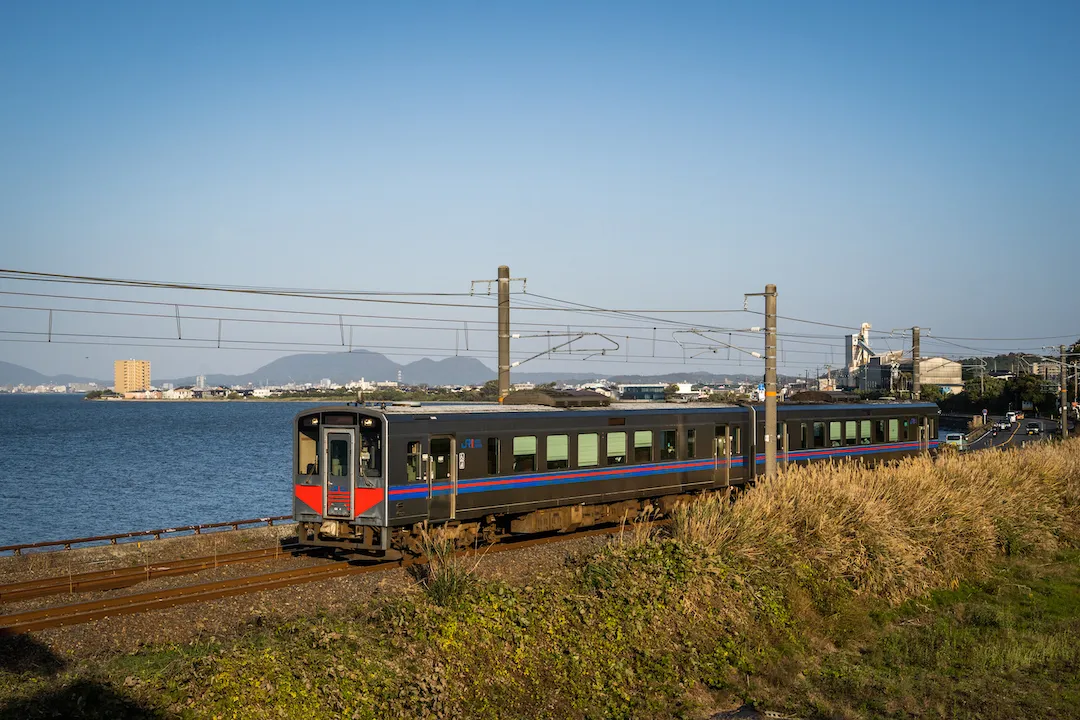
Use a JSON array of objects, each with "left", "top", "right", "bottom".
[{"left": 292, "top": 399, "right": 940, "bottom": 554}]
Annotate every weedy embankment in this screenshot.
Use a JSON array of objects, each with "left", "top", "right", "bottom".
[{"left": 2, "top": 441, "right": 1079, "bottom": 719}]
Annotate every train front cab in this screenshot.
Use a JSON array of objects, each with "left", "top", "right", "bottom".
[{"left": 293, "top": 408, "right": 389, "bottom": 551}]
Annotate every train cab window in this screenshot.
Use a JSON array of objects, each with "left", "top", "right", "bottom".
[
  {"left": 547, "top": 435, "right": 569, "bottom": 470},
  {"left": 607, "top": 432, "right": 627, "bottom": 465},
  {"left": 813, "top": 422, "right": 826, "bottom": 448},
  {"left": 360, "top": 430, "right": 381, "bottom": 477},
  {"left": 487, "top": 438, "right": 500, "bottom": 475},
  {"left": 845, "top": 421, "right": 857, "bottom": 446},
  {"left": 406, "top": 442, "right": 422, "bottom": 483},
  {"left": 634, "top": 431, "right": 653, "bottom": 463},
  {"left": 686, "top": 429, "right": 697, "bottom": 459},
  {"left": 860, "top": 420, "right": 872, "bottom": 445},
  {"left": 513, "top": 436, "right": 537, "bottom": 472},
  {"left": 298, "top": 427, "right": 318, "bottom": 475},
  {"left": 830, "top": 422, "right": 842, "bottom": 448},
  {"left": 661, "top": 430, "right": 677, "bottom": 461},
  {"left": 578, "top": 433, "right": 599, "bottom": 467},
  {"left": 888, "top": 419, "right": 899, "bottom": 442}
]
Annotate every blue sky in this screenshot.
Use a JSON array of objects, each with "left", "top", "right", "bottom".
[{"left": 1, "top": 1, "right": 1078, "bottom": 380}]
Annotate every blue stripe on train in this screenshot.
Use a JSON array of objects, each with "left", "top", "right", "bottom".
[{"left": 387, "top": 440, "right": 938, "bottom": 500}]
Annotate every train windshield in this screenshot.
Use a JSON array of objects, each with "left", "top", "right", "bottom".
[{"left": 359, "top": 424, "right": 382, "bottom": 477}]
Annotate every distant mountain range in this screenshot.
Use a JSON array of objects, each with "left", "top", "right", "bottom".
[
  {"left": 164, "top": 351, "right": 494, "bottom": 387},
  {"left": 0, "top": 351, "right": 775, "bottom": 388},
  {"left": 0, "top": 360, "right": 105, "bottom": 386}
]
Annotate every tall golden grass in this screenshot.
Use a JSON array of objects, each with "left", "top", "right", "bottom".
[{"left": 672, "top": 439, "right": 1080, "bottom": 604}]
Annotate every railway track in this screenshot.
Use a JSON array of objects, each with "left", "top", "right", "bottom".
[
  {"left": 0, "top": 543, "right": 303, "bottom": 604},
  {"left": 0, "top": 525, "right": 624, "bottom": 635}
]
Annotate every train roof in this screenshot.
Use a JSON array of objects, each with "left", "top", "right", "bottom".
[{"left": 296, "top": 400, "right": 939, "bottom": 422}]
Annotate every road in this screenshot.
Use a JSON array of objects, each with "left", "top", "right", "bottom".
[{"left": 967, "top": 417, "right": 1062, "bottom": 451}]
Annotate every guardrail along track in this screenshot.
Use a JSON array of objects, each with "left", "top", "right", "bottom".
[
  {"left": 0, "top": 516, "right": 292, "bottom": 556},
  {"left": 0, "top": 525, "right": 625, "bottom": 635},
  {"left": 0, "top": 544, "right": 301, "bottom": 604}
]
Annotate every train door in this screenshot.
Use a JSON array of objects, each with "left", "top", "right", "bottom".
[
  {"left": 428, "top": 435, "right": 457, "bottom": 521},
  {"left": 322, "top": 428, "right": 355, "bottom": 519},
  {"left": 714, "top": 425, "right": 731, "bottom": 486}
]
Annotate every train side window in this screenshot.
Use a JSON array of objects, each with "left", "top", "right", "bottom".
[
  {"left": 661, "top": 430, "right": 677, "bottom": 461},
  {"left": 487, "top": 437, "right": 500, "bottom": 475},
  {"left": 513, "top": 436, "right": 536, "bottom": 472},
  {"left": 845, "top": 421, "right": 857, "bottom": 446},
  {"left": 829, "top": 422, "right": 842, "bottom": 448},
  {"left": 888, "top": 419, "right": 899, "bottom": 442},
  {"left": 607, "top": 432, "right": 627, "bottom": 465},
  {"left": 813, "top": 422, "right": 826, "bottom": 448},
  {"left": 686, "top": 429, "right": 696, "bottom": 459},
  {"left": 547, "top": 435, "right": 569, "bottom": 470},
  {"left": 860, "top": 420, "right": 872, "bottom": 445},
  {"left": 578, "top": 433, "right": 599, "bottom": 467},
  {"left": 777, "top": 424, "right": 786, "bottom": 452},
  {"left": 406, "top": 441, "right": 421, "bottom": 483},
  {"left": 800, "top": 423, "right": 808, "bottom": 450},
  {"left": 732, "top": 426, "right": 742, "bottom": 455},
  {"left": 634, "top": 431, "right": 653, "bottom": 463}
]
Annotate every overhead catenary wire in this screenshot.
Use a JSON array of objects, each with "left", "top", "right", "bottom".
[{"left": 2, "top": 267, "right": 1076, "bottom": 378}]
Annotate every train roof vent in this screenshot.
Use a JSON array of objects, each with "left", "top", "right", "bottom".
[{"left": 502, "top": 389, "right": 611, "bottom": 408}]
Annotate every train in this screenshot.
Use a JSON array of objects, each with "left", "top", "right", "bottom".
[{"left": 292, "top": 395, "right": 941, "bottom": 555}]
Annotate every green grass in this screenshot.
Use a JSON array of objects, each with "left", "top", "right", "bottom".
[{"left": 775, "top": 549, "right": 1080, "bottom": 719}]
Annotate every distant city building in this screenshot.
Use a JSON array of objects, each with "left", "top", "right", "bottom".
[
  {"left": 1031, "top": 362, "right": 1061, "bottom": 381},
  {"left": 617, "top": 383, "right": 667, "bottom": 401},
  {"left": 195, "top": 375, "right": 207, "bottom": 389},
  {"left": 114, "top": 359, "right": 151, "bottom": 394}
]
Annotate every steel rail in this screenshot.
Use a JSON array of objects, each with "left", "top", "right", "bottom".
[
  {"left": 0, "top": 516, "right": 292, "bottom": 556},
  {"left": 0, "top": 525, "right": 629, "bottom": 635},
  {"left": 0, "top": 543, "right": 302, "bottom": 604}
]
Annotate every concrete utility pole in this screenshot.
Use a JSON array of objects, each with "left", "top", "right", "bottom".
[
  {"left": 764, "top": 284, "right": 778, "bottom": 479},
  {"left": 744, "top": 284, "right": 778, "bottom": 478},
  {"left": 498, "top": 265, "right": 511, "bottom": 401},
  {"left": 1061, "top": 345, "right": 1068, "bottom": 440},
  {"left": 911, "top": 326, "right": 921, "bottom": 400}
]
